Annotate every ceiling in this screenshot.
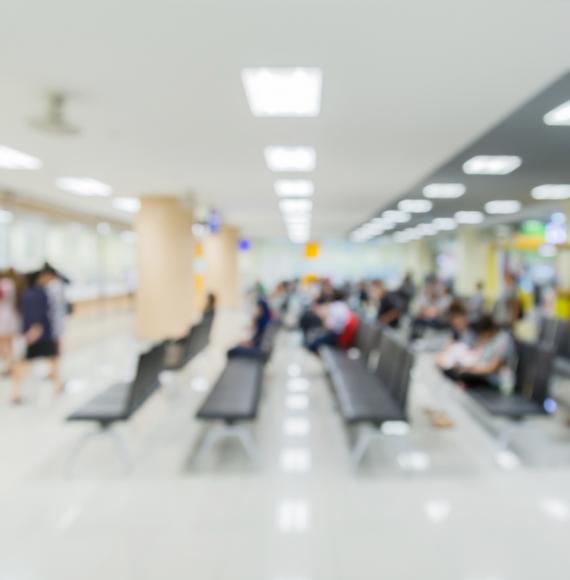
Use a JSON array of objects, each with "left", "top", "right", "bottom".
[
  {"left": 1, "top": 0, "right": 570, "bottom": 237},
  {"left": 364, "top": 71, "right": 570, "bottom": 233}
]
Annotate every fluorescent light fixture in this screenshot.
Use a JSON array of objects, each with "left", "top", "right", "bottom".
[
  {"left": 280, "top": 448, "right": 311, "bottom": 473},
  {"left": 463, "top": 155, "right": 522, "bottom": 175},
  {"left": 417, "top": 223, "right": 438, "bottom": 236},
  {"left": 242, "top": 68, "right": 322, "bottom": 117},
  {"left": 0, "top": 209, "right": 14, "bottom": 224},
  {"left": 0, "top": 145, "right": 42, "bottom": 170},
  {"left": 280, "top": 199, "right": 312, "bottom": 213},
  {"left": 264, "top": 146, "right": 316, "bottom": 172},
  {"left": 382, "top": 210, "right": 411, "bottom": 223},
  {"left": 398, "top": 199, "right": 433, "bottom": 213},
  {"left": 112, "top": 197, "right": 141, "bottom": 213},
  {"left": 423, "top": 183, "right": 466, "bottom": 199},
  {"left": 432, "top": 217, "right": 457, "bottom": 231},
  {"left": 544, "top": 100, "right": 570, "bottom": 126},
  {"left": 485, "top": 200, "right": 521, "bottom": 215},
  {"left": 531, "top": 184, "right": 570, "bottom": 200},
  {"left": 455, "top": 210, "right": 484, "bottom": 224},
  {"left": 275, "top": 180, "right": 314, "bottom": 197},
  {"left": 57, "top": 177, "right": 112, "bottom": 197}
]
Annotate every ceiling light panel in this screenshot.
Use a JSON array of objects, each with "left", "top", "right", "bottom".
[
  {"left": 242, "top": 68, "right": 322, "bottom": 117},
  {"left": 463, "top": 155, "right": 522, "bottom": 175},
  {"left": 280, "top": 199, "right": 312, "bottom": 213},
  {"left": 112, "top": 197, "right": 141, "bottom": 213},
  {"left": 544, "top": 101, "right": 570, "bottom": 126},
  {"left": 0, "top": 145, "right": 42, "bottom": 170},
  {"left": 56, "top": 177, "right": 112, "bottom": 197},
  {"left": 398, "top": 199, "right": 433, "bottom": 213},
  {"left": 531, "top": 184, "right": 570, "bottom": 200},
  {"left": 382, "top": 210, "right": 411, "bottom": 223},
  {"left": 485, "top": 200, "right": 522, "bottom": 215},
  {"left": 455, "top": 210, "right": 484, "bottom": 224},
  {"left": 264, "top": 146, "right": 316, "bottom": 172},
  {"left": 275, "top": 180, "right": 314, "bottom": 197},
  {"left": 423, "top": 183, "right": 466, "bottom": 199}
]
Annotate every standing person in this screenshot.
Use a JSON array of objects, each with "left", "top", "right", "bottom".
[
  {"left": 0, "top": 270, "right": 21, "bottom": 375},
  {"left": 468, "top": 281, "right": 485, "bottom": 322},
  {"left": 494, "top": 272, "right": 520, "bottom": 329},
  {"left": 398, "top": 272, "right": 416, "bottom": 313},
  {"left": 11, "top": 270, "right": 63, "bottom": 404},
  {"left": 44, "top": 265, "right": 68, "bottom": 356}
]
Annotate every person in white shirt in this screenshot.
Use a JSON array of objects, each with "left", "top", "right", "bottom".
[{"left": 306, "top": 289, "right": 351, "bottom": 353}]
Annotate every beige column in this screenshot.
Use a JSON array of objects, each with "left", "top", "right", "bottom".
[
  {"left": 454, "top": 227, "right": 490, "bottom": 297},
  {"left": 203, "top": 225, "right": 240, "bottom": 309},
  {"left": 135, "top": 197, "right": 195, "bottom": 340}
]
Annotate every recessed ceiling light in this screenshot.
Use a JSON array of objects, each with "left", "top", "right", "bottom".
[
  {"left": 112, "top": 197, "right": 141, "bottom": 213},
  {"left": 242, "top": 68, "right": 322, "bottom": 117},
  {"left": 398, "top": 199, "right": 433, "bottom": 213},
  {"left": 57, "top": 177, "right": 112, "bottom": 197},
  {"left": 280, "top": 199, "right": 312, "bottom": 213},
  {"left": 455, "top": 210, "right": 484, "bottom": 224},
  {"left": 0, "top": 209, "right": 14, "bottom": 224},
  {"left": 382, "top": 210, "right": 411, "bottom": 223},
  {"left": 423, "top": 183, "right": 466, "bottom": 199},
  {"left": 484, "top": 200, "right": 522, "bottom": 215},
  {"left": 463, "top": 155, "right": 522, "bottom": 175},
  {"left": 275, "top": 180, "right": 314, "bottom": 197},
  {"left": 544, "top": 100, "right": 570, "bottom": 126},
  {"left": 531, "top": 184, "right": 570, "bottom": 200},
  {"left": 0, "top": 145, "right": 42, "bottom": 170},
  {"left": 264, "top": 146, "right": 316, "bottom": 172},
  {"left": 432, "top": 217, "right": 457, "bottom": 231}
]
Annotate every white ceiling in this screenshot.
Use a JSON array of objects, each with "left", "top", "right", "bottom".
[{"left": 1, "top": 0, "right": 569, "bottom": 237}]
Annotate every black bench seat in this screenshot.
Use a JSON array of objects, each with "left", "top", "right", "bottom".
[
  {"left": 196, "top": 357, "right": 263, "bottom": 422},
  {"left": 320, "top": 324, "right": 415, "bottom": 467}
]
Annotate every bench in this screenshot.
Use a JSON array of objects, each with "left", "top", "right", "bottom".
[
  {"left": 320, "top": 323, "right": 415, "bottom": 467},
  {"left": 537, "top": 317, "right": 570, "bottom": 377},
  {"left": 191, "top": 320, "right": 279, "bottom": 464},
  {"left": 164, "top": 311, "right": 215, "bottom": 371},
  {"left": 464, "top": 339, "right": 555, "bottom": 456},
  {"left": 66, "top": 342, "right": 166, "bottom": 472}
]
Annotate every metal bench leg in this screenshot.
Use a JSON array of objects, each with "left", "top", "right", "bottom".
[
  {"left": 65, "top": 426, "right": 102, "bottom": 477},
  {"left": 351, "top": 426, "right": 374, "bottom": 468},
  {"left": 105, "top": 427, "right": 132, "bottom": 474},
  {"left": 234, "top": 425, "right": 259, "bottom": 464},
  {"left": 193, "top": 425, "right": 224, "bottom": 465}
]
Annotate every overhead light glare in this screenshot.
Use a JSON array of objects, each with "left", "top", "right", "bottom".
[
  {"left": 485, "top": 200, "right": 522, "bottom": 215},
  {"left": 432, "top": 217, "right": 457, "bottom": 231},
  {"left": 112, "top": 197, "right": 141, "bottom": 213},
  {"left": 242, "top": 68, "right": 322, "bottom": 117},
  {"left": 280, "top": 199, "right": 312, "bottom": 213},
  {"left": 0, "top": 145, "right": 42, "bottom": 170},
  {"left": 455, "top": 210, "right": 484, "bottom": 224},
  {"left": 264, "top": 146, "right": 316, "bottom": 172},
  {"left": 382, "top": 210, "right": 411, "bottom": 224},
  {"left": 275, "top": 180, "right": 314, "bottom": 197},
  {"left": 57, "top": 177, "right": 112, "bottom": 197},
  {"left": 544, "top": 100, "right": 570, "bottom": 126},
  {"left": 423, "top": 183, "right": 466, "bottom": 199},
  {"left": 531, "top": 184, "right": 570, "bottom": 200},
  {"left": 463, "top": 155, "right": 521, "bottom": 175},
  {"left": 398, "top": 199, "right": 433, "bottom": 213}
]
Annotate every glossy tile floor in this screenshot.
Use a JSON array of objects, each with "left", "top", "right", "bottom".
[{"left": 1, "top": 308, "right": 570, "bottom": 579}]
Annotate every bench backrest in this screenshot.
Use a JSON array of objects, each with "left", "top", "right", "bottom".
[
  {"left": 188, "top": 311, "right": 215, "bottom": 361},
  {"left": 538, "top": 317, "right": 566, "bottom": 354},
  {"left": 374, "top": 330, "right": 415, "bottom": 414},
  {"left": 260, "top": 319, "right": 280, "bottom": 359},
  {"left": 354, "top": 321, "right": 380, "bottom": 366},
  {"left": 125, "top": 342, "right": 166, "bottom": 416},
  {"left": 514, "top": 340, "right": 553, "bottom": 406}
]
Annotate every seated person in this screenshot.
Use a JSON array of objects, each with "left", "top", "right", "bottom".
[
  {"left": 305, "top": 289, "right": 351, "bottom": 353},
  {"left": 439, "top": 315, "right": 513, "bottom": 389},
  {"left": 409, "top": 279, "right": 453, "bottom": 341},
  {"left": 227, "top": 296, "right": 272, "bottom": 358},
  {"left": 371, "top": 279, "right": 403, "bottom": 328}
]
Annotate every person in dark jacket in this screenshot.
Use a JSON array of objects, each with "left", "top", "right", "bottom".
[
  {"left": 227, "top": 296, "right": 272, "bottom": 358},
  {"left": 11, "top": 269, "right": 63, "bottom": 404}
]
